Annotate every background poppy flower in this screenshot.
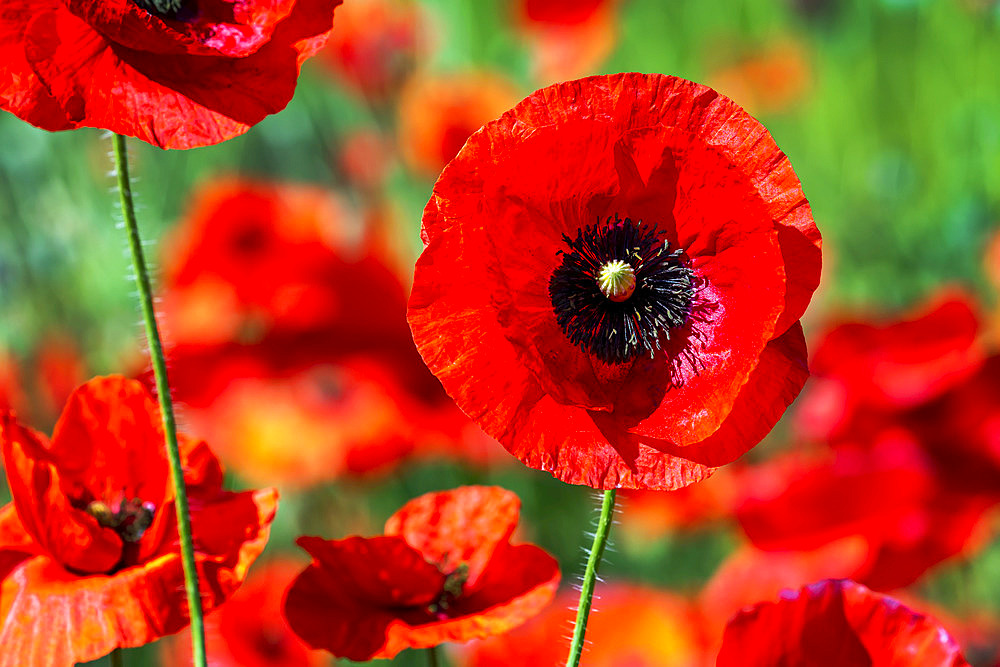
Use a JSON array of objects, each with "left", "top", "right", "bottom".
[
  {"left": 152, "top": 178, "right": 494, "bottom": 486},
  {"left": 0, "top": 375, "right": 277, "bottom": 665},
  {"left": 512, "top": 0, "right": 618, "bottom": 83},
  {"left": 163, "top": 559, "right": 323, "bottom": 667},
  {"left": 283, "top": 486, "right": 560, "bottom": 661},
  {"left": 408, "top": 72, "right": 822, "bottom": 490},
  {"left": 397, "top": 72, "right": 521, "bottom": 177},
  {"left": 733, "top": 442, "right": 991, "bottom": 590},
  {"left": 0, "top": 0, "right": 340, "bottom": 149},
  {"left": 318, "top": 0, "right": 423, "bottom": 102},
  {"left": 717, "top": 579, "right": 971, "bottom": 666}
]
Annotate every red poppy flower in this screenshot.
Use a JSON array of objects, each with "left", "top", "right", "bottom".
[
  {"left": 795, "top": 291, "right": 983, "bottom": 442},
  {"left": 717, "top": 579, "right": 971, "bottom": 666},
  {"left": 408, "top": 73, "right": 822, "bottom": 490},
  {"left": 459, "top": 583, "right": 710, "bottom": 667},
  {"left": 512, "top": 0, "right": 618, "bottom": 82},
  {"left": 164, "top": 559, "right": 323, "bottom": 667},
  {"left": 0, "top": 0, "right": 339, "bottom": 149},
  {"left": 734, "top": 440, "right": 990, "bottom": 590},
  {"left": 0, "top": 375, "right": 277, "bottom": 664},
  {"left": 397, "top": 72, "right": 521, "bottom": 177},
  {"left": 283, "top": 486, "right": 559, "bottom": 661},
  {"left": 707, "top": 39, "right": 812, "bottom": 116},
  {"left": 154, "top": 178, "right": 491, "bottom": 484},
  {"left": 319, "top": 0, "right": 422, "bottom": 101}
]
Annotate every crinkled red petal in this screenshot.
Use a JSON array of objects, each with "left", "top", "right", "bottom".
[
  {"left": 21, "top": 1, "right": 338, "bottom": 149},
  {"left": 0, "top": 0, "right": 77, "bottom": 131},
  {"left": 384, "top": 486, "right": 520, "bottom": 589},
  {"left": 717, "top": 579, "right": 970, "bottom": 666}
]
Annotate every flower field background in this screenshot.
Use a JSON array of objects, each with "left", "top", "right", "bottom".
[{"left": 2, "top": 0, "right": 1000, "bottom": 664}]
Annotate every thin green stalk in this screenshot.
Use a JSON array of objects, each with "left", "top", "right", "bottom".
[
  {"left": 427, "top": 645, "right": 441, "bottom": 667},
  {"left": 111, "top": 133, "right": 206, "bottom": 667},
  {"left": 566, "top": 489, "right": 617, "bottom": 667},
  {"left": 109, "top": 648, "right": 123, "bottom": 667}
]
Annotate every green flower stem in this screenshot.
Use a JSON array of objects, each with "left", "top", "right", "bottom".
[
  {"left": 111, "top": 133, "right": 207, "bottom": 667},
  {"left": 566, "top": 489, "right": 617, "bottom": 667},
  {"left": 109, "top": 648, "right": 123, "bottom": 667},
  {"left": 427, "top": 645, "right": 441, "bottom": 667}
]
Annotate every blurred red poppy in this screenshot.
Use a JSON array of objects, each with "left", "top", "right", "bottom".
[
  {"left": 0, "top": 350, "right": 25, "bottom": 417},
  {"left": 33, "top": 335, "right": 85, "bottom": 422},
  {"left": 459, "top": 583, "right": 710, "bottom": 666},
  {"left": 153, "top": 178, "right": 490, "bottom": 486},
  {"left": 0, "top": 0, "right": 339, "bottom": 149},
  {"left": 0, "top": 376, "right": 277, "bottom": 664},
  {"left": 707, "top": 39, "right": 812, "bottom": 116},
  {"left": 408, "top": 73, "right": 822, "bottom": 489},
  {"left": 734, "top": 441, "right": 990, "bottom": 590},
  {"left": 165, "top": 559, "right": 323, "bottom": 667},
  {"left": 717, "top": 579, "right": 970, "bottom": 666},
  {"left": 319, "top": 0, "right": 422, "bottom": 101},
  {"left": 513, "top": 0, "right": 618, "bottom": 82},
  {"left": 796, "top": 291, "right": 983, "bottom": 442},
  {"left": 397, "top": 72, "right": 520, "bottom": 177},
  {"left": 283, "top": 486, "right": 559, "bottom": 661}
]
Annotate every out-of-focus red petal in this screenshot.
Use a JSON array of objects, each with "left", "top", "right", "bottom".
[
  {"left": 384, "top": 487, "right": 520, "bottom": 589},
  {"left": 810, "top": 292, "right": 982, "bottom": 412},
  {"left": 165, "top": 559, "right": 323, "bottom": 667},
  {"left": 717, "top": 579, "right": 971, "bottom": 666},
  {"left": 0, "top": 487, "right": 276, "bottom": 666}
]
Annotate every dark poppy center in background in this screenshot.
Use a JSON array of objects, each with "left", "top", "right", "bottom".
[{"left": 548, "top": 215, "right": 694, "bottom": 364}]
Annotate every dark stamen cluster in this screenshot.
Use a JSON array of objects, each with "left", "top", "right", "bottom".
[
  {"left": 132, "top": 0, "right": 186, "bottom": 19},
  {"left": 549, "top": 215, "right": 694, "bottom": 364},
  {"left": 86, "top": 497, "right": 156, "bottom": 543}
]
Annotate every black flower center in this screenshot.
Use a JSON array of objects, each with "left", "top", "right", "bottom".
[
  {"left": 132, "top": 0, "right": 186, "bottom": 19},
  {"left": 549, "top": 215, "right": 694, "bottom": 364},
  {"left": 86, "top": 497, "right": 156, "bottom": 543}
]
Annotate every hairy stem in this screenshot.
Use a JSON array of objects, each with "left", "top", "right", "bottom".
[
  {"left": 112, "top": 133, "right": 206, "bottom": 667},
  {"left": 566, "top": 489, "right": 616, "bottom": 667}
]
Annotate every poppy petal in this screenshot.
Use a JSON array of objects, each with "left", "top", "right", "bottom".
[
  {"left": 384, "top": 487, "right": 520, "bottom": 589},
  {"left": 717, "top": 579, "right": 970, "bottom": 666}
]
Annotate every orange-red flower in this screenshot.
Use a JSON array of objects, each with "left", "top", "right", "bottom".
[
  {"left": 459, "top": 583, "right": 710, "bottom": 666},
  {"left": 408, "top": 73, "right": 822, "bottom": 489},
  {"left": 717, "top": 579, "right": 971, "bottom": 666},
  {"left": 397, "top": 72, "right": 520, "bottom": 177},
  {"left": 319, "top": 0, "right": 423, "bottom": 101},
  {"left": 283, "top": 486, "right": 559, "bottom": 661},
  {"left": 512, "top": 0, "right": 618, "bottom": 82},
  {"left": 734, "top": 442, "right": 991, "bottom": 590},
  {"left": 155, "top": 178, "right": 487, "bottom": 486},
  {"left": 164, "top": 559, "right": 323, "bottom": 667},
  {"left": 706, "top": 39, "right": 812, "bottom": 116},
  {"left": 0, "top": 0, "right": 339, "bottom": 148},
  {"left": 0, "top": 376, "right": 277, "bottom": 665},
  {"left": 795, "top": 291, "right": 983, "bottom": 442}
]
